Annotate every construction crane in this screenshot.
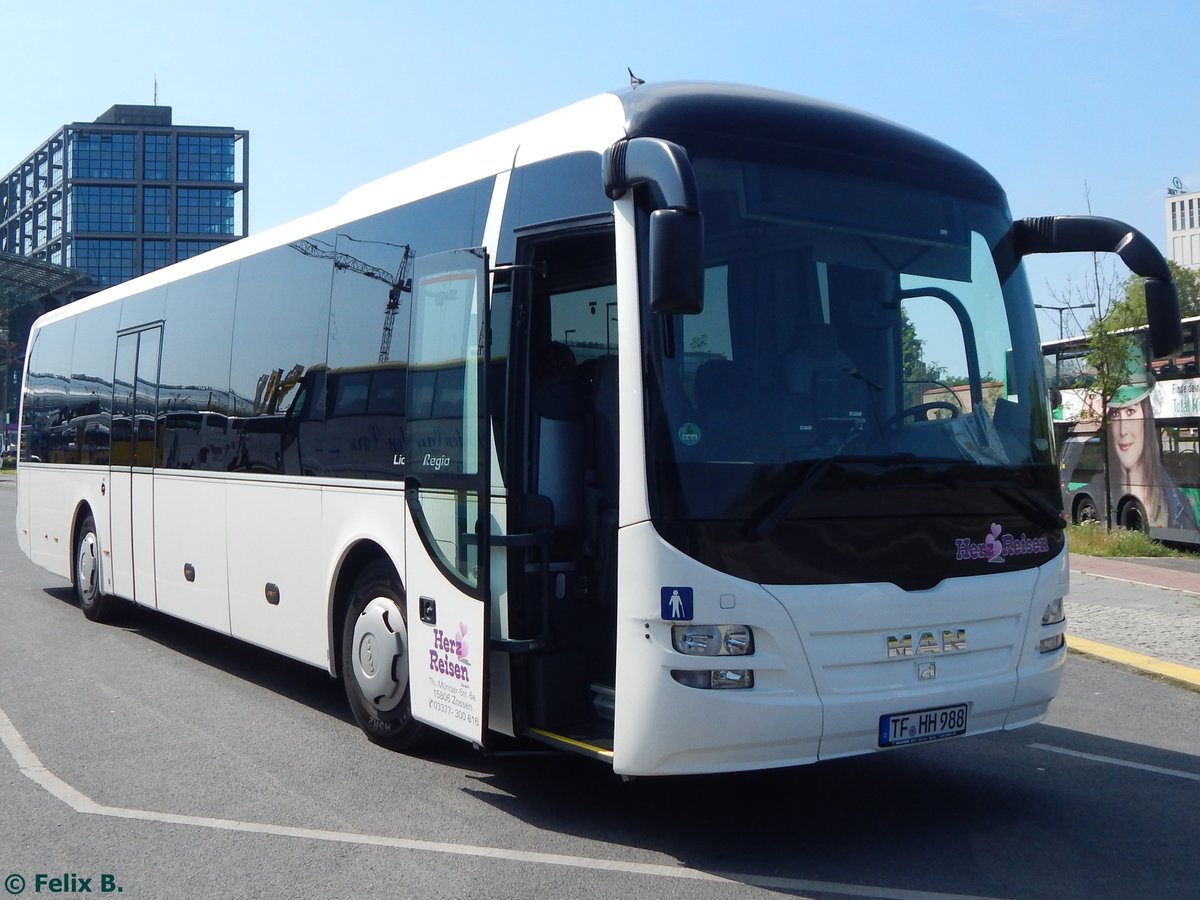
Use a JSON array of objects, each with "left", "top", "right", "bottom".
[
  {"left": 288, "top": 238, "right": 413, "bottom": 362},
  {"left": 376, "top": 244, "right": 414, "bottom": 363}
]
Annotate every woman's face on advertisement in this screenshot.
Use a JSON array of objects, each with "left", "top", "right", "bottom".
[{"left": 1109, "top": 402, "right": 1145, "bottom": 471}]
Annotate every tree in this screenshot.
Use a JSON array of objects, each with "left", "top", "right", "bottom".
[
  {"left": 1043, "top": 239, "right": 1139, "bottom": 529},
  {"left": 1109, "top": 260, "right": 1200, "bottom": 329},
  {"left": 1081, "top": 315, "right": 1142, "bottom": 528},
  {"left": 900, "top": 307, "right": 946, "bottom": 385}
]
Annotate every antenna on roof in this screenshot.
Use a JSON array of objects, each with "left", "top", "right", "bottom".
[
  {"left": 628, "top": 67, "right": 645, "bottom": 88},
  {"left": 154, "top": 76, "right": 158, "bottom": 106}
]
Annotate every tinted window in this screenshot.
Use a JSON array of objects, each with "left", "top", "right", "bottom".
[
  {"left": 65, "top": 303, "right": 121, "bottom": 465},
  {"left": 228, "top": 235, "right": 336, "bottom": 475},
  {"left": 133, "top": 328, "right": 162, "bottom": 467},
  {"left": 159, "top": 263, "right": 239, "bottom": 470},
  {"left": 119, "top": 285, "right": 166, "bottom": 332},
  {"left": 326, "top": 179, "right": 492, "bottom": 479},
  {"left": 496, "top": 153, "right": 607, "bottom": 262},
  {"left": 21, "top": 320, "right": 75, "bottom": 463}
]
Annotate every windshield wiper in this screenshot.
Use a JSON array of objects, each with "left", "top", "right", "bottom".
[
  {"left": 950, "top": 478, "right": 1066, "bottom": 531},
  {"left": 742, "top": 451, "right": 928, "bottom": 541},
  {"left": 743, "top": 456, "right": 1064, "bottom": 542},
  {"left": 743, "top": 457, "right": 839, "bottom": 542}
]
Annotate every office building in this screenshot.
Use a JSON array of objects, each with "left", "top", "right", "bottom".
[
  {"left": 0, "top": 104, "right": 247, "bottom": 433},
  {"left": 1165, "top": 181, "right": 1200, "bottom": 271},
  {"left": 1, "top": 104, "right": 248, "bottom": 290}
]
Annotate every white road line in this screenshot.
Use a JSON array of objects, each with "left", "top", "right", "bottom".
[
  {"left": 1030, "top": 743, "right": 1200, "bottom": 781},
  {"left": 0, "top": 703, "right": 998, "bottom": 900}
]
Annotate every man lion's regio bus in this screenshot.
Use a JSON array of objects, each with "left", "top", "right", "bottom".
[{"left": 16, "top": 84, "right": 1182, "bottom": 776}]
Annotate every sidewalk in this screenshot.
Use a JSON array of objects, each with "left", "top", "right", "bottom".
[{"left": 1067, "top": 553, "right": 1200, "bottom": 687}]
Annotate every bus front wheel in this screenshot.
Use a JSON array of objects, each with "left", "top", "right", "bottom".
[
  {"left": 340, "top": 561, "right": 427, "bottom": 751},
  {"left": 75, "top": 514, "right": 117, "bottom": 623},
  {"left": 1073, "top": 496, "right": 1097, "bottom": 525}
]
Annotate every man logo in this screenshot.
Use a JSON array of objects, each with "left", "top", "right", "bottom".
[{"left": 886, "top": 628, "right": 967, "bottom": 658}]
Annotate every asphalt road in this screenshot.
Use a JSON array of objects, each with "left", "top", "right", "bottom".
[{"left": 1, "top": 480, "right": 1197, "bottom": 900}]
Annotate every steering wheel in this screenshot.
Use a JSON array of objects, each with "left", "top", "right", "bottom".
[{"left": 890, "top": 401, "right": 960, "bottom": 424}]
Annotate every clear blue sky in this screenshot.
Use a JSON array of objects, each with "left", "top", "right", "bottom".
[{"left": 5, "top": 0, "right": 1196, "bottom": 338}]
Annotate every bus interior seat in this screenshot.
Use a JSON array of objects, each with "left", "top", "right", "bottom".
[
  {"left": 694, "top": 358, "right": 738, "bottom": 416},
  {"left": 781, "top": 323, "right": 871, "bottom": 442},
  {"left": 783, "top": 323, "right": 854, "bottom": 396}
]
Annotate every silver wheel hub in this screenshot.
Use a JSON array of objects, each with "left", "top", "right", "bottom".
[
  {"left": 77, "top": 532, "right": 98, "bottom": 602},
  {"left": 352, "top": 596, "right": 408, "bottom": 712}
]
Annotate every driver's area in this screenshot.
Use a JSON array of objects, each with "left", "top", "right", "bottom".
[{"left": 663, "top": 255, "right": 991, "bottom": 472}]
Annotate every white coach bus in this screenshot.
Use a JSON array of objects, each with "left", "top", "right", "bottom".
[{"left": 16, "top": 83, "right": 1182, "bottom": 776}]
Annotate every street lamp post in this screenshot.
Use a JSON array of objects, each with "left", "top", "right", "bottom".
[
  {"left": 1034, "top": 302, "right": 1096, "bottom": 340},
  {"left": 1035, "top": 302, "right": 1097, "bottom": 388}
]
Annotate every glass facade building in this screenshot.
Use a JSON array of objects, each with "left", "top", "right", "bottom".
[{"left": 1, "top": 104, "right": 248, "bottom": 289}]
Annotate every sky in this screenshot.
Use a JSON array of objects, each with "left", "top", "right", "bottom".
[{"left": 4, "top": 0, "right": 1197, "bottom": 341}]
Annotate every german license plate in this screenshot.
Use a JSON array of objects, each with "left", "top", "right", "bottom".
[{"left": 879, "top": 704, "right": 968, "bottom": 747}]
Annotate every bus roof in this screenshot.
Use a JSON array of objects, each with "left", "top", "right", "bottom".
[
  {"left": 32, "top": 82, "right": 1005, "bottom": 331},
  {"left": 619, "top": 81, "right": 1000, "bottom": 196}
]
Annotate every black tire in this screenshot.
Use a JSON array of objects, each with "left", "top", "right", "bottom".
[
  {"left": 1119, "top": 499, "right": 1149, "bottom": 535},
  {"left": 1073, "top": 495, "right": 1098, "bottom": 525},
  {"left": 75, "top": 514, "right": 117, "bottom": 623},
  {"left": 340, "top": 560, "right": 427, "bottom": 751}
]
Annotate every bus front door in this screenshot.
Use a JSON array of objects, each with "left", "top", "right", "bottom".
[{"left": 403, "top": 249, "right": 491, "bottom": 746}]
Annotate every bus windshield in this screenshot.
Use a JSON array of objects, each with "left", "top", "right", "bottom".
[{"left": 644, "top": 150, "right": 1058, "bottom": 587}]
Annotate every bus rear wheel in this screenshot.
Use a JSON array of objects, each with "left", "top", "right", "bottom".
[
  {"left": 75, "top": 515, "right": 117, "bottom": 623},
  {"left": 1119, "top": 499, "right": 1149, "bottom": 535},
  {"left": 340, "top": 560, "right": 427, "bottom": 751}
]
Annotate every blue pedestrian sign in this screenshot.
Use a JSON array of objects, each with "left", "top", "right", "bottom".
[{"left": 661, "top": 586, "right": 694, "bottom": 621}]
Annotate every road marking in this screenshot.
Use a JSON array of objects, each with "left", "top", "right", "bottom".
[
  {"left": 0, "top": 703, "right": 999, "bottom": 900},
  {"left": 1030, "top": 743, "right": 1200, "bottom": 781},
  {"left": 1067, "top": 634, "right": 1200, "bottom": 688}
]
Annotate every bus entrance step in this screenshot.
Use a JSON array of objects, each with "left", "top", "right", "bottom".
[{"left": 521, "top": 724, "right": 615, "bottom": 763}]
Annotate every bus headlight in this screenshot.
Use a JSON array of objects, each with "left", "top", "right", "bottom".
[
  {"left": 1041, "top": 597, "right": 1065, "bottom": 626},
  {"left": 1039, "top": 597, "right": 1065, "bottom": 652},
  {"left": 1038, "top": 634, "right": 1065, "bottom": 653},
  {"left": 672, "top": 624, "right": 754, "bottom": 656},
  {"left": 671, "top": 669, "right": 755, "bottom": 689}
]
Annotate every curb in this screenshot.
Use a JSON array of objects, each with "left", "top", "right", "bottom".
[
  {"left": 1069, "top": 555, "right": 1200, "bottom": 597},
  {"left": 1067, "top": 633, "right": 1200, "bottom": 690}
]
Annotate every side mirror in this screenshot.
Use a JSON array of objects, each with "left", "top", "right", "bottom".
[
  {"left": 649, "top": 209, "right": 704, "bottom": 315},
  {"left": 1002, "top": 215, "right": 1184, "bottom": 359},
  {"left": 1145, "top": 278, "right": 1184, "bottom": 359}
]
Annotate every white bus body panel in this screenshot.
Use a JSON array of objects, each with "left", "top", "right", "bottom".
[
  {"left": 20, "top": 465, "right": 104, "bottom": 583},
  {"left": 766, "top": 550, "right": 1067, "bottom": 761},
  {"left": 108, "top": 470, "right": 134, "bottom": 599},
  {"left": 131, "top": 471, "right": 156, "bottom": 607},
  {"left": 153, "top": 473, "right": 228, "bottom": 630},
  {"left": 22, "top": 465, "right": 71, "bottom": 577},
  {"left": 320, "top": 483, "right": 407, "bottom": 668},
  {"left": 226, "top": 476, "right": 327, "bottom": 663},
  {"left": 611, "top": 522, "right": 1067, "bottom": 776},
  {"left": 612, "top": 522, "right": 824, "bottom": 776}
]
